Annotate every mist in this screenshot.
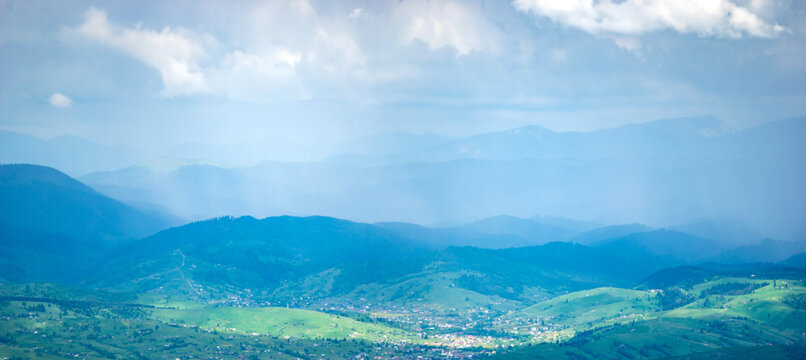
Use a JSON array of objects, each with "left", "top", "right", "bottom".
[
  {"left": 3, "top": 1, "right": 806, "bottom": 358},
  {"left": 1, "top": 0, "right": 805, "bottom": 245}
]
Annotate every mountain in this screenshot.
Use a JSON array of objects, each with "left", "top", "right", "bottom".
[
  {"left": 382, "top": 116, "right": 725, "bottom": 163},
  {"left": 712, "top": 117, "right": 806, "bottom": 159},
  {"left": 716, "top": 238, "right": 806, "bottom": 263},
  {"left": 782, "top": 252, "right": 806, "bottom": 269},
  {"left": 0, "top": 221, "right": 102, "bottom": 283},
  {"left": 85, "top": 215, "right": 670, "bottom": 310},
  {"left": 339, "top": 131, "right": 451, "bottom": 157},
  {"left": 0, "top": 130, "right": 147, "bottom": 176},
  {"left": 638, "top": 263, "right": 806, "bottom": 290},
  {"left": 79, "top": 117, "right": 806, "bottom": 239},
  {"left": 373, "top": 221, "right": 530, "bottom": 249},
  {"left": 0, "top": 164, "right": 175, "bottom": 243},
  {"left": 570, "top": 223, "right": 652, "bottom": 245},
  {"left": 592, "top": 230, "right": 725, "bottom": 263},
  {"left": 379, "top": 214, "right": 599, "bottom": 249},
  {"left": 0, "top": 164, "right": 177, "bottom": 283},
  {"left": 669, "top": 218, "right": 763, "bottom": 246},
  {"left": 87, "top": 215, "right": 437, "bottom": 296},
  {"left": 637, "top": 266, "right": 719, "bottom": 290},
  {"left": 458, "top": 215, "right": 579, "bottom": 246},
  {"left": 529, "top": 215, "right": 601, "bottom": 233},
  {"left": 489, "top": 241, "right": 666, "bottom": 285}
]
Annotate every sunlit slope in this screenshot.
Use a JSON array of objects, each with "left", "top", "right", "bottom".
[
  {"left": 151, "top": 306, "right": 417, "bottom": 342},
  {"left": 515, "top": 287, "right": 657, "bottom": 328},
  {"left": 665, "top": 278, "right": 806, "bottom": 329},
  {"left": 508, "top": 276, "right": 806, "bottom": 334},
  {"left": 0, "top": 283, "right": 423, "bottom": 347},
  {"left": 501, "top": 275, "right": 806, "bottom": 358},
  {"left": 341, "top": 270, "right": 542, "bottom": 313},
  {"left": 0, "top": 298, "right": 414, "bottom": 359}
]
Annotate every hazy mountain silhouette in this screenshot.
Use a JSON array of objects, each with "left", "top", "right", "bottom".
[
  {"left": 0, "top": 130, "right": 147, "bottom": 176},
  {"left": 460, "top": 215, "right": 579, "bottom": 245},
  {"left": 0, "top": 164, "right": 178, "bottom": 282},
  {"left": 592, "top": 230, "right": 725, "bottom": 263},
  {"left": 0, "top": 164, "right": 175, "bottom": 243},
  {"left": 782, "top": 252, "right": 806, "bottom": 269},
  {"left": 79, "top": 117, "right": 806, "bottom": 240},
  {"left": 570, "top": 223, "right": 653, "bottom": 245},
  {"left": 716, "top": 238, "right": 806, "bottom": 263}
]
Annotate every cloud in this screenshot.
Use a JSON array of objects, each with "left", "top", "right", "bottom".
[
  {"left": 71, "top": 3, "right": 365, "bottom": 100},
  {"left": 396, "top": 0, "right": 501, "bottom": 56},
  {"left": 49, "top": 93, "right": 72, "bottom": 107},
  {"left": 513, "top": 0, "right": 786, "bottom": 38},
  {"left": 349, "top": 8, "right": 363, "bottom": 19},
  {"left": 208, "top": 49, "right": 307, "bottom": 101},
  {"left": 74, "top": 7, "right": 210, "bottom": 96},
  {"left": 611, "top": 36, "right": 642, "bottom": 52},
  {"left": 69, "top": 2, "right": 504, "bottom": 101}
]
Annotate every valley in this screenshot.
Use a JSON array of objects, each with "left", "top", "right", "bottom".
[
  {"left": 4, "top": 2, "right": 805, "bottom": 358},
  {"left": 1, "top": 162, "right": 805, "bottom": 359}
]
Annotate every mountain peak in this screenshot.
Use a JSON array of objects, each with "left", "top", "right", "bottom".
[
  {"left": 0, "top": 163, "right": 96, "bottom": 194},
  {"left": 605, "top": 116, "right": 729, "bottom": 138},
  {"left": 506, "top": 124, "right": 555, "bottom": 136}
]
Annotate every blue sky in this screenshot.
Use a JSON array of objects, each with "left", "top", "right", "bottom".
[{"left": 1, "top": 0, "right": 804, "bottom": 148}]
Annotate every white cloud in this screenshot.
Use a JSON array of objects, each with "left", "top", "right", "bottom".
[
  {"left": 349, "top": 8, "right": 364, "bottom": 19},
  {"left": 396, "top": 0, "right": 501, "bottom": 56},
  {"left": 611, "top": 36, "right": 642, "bottom": 52},
  {"left": 75, "top": 7, "right": 210, "bottom": 96},
  {"left": 68, "top": 2, "right": 503, "bottom": 101},
  {"left": 49, "top": 93, "right": 72, "bottom": 107},
  {"left": 513, "top": 0, "right": 786, "bottom": 38},
  {"left": 208, "top": 49, "right": 307, "bottom": 101}
]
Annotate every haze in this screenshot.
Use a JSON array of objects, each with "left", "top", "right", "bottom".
[{"left": 1, "top": 0, "right": 805, "bottom": 238}]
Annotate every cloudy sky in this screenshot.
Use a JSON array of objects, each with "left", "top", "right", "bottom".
[{"left": 1, "top": 0, "right": 804, "bottom": 148}]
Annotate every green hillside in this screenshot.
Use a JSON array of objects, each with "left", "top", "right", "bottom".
[
  {"left": 0, "top": 164, "right": 177, "bottom": 284},
  {"left": 514, "top": 287, "right": 657, "bottom": 329},
  {"left": 494, "top": 317, "right": 804, "bottom": 360},
  {"left": 86, "top": 217, "right": 677, "bottom": 310},
  {"left": 0, "top": 295, "right": 461, "bottom": 359},
  {"left": 151, "top": 306, "right": 417, "bottom": 342},
  {"left": 0, "top": 164, "right": 174, "bottom": 243}
]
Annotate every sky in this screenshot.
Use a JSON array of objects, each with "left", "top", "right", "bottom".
[{"left": 1, "top": 0, "right": 804, "bottom": 149}]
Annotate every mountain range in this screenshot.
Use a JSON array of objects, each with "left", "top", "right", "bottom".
[
  {"left": 60, "top": 117, "right": 806, "bottom": 241},
  {"left": 0, "top": 164, "right": 178, "bottom": 283},
  {"left": 2, "top": 164, "right": 804, "bottom": 311}
]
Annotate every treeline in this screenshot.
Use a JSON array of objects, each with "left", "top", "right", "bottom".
[{"left": 701, "top": 282, "right": 767, "bottom": 296}]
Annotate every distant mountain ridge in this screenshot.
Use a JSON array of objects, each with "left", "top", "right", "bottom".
[
  {"left": 0, "top": 130, "right": 146, "bottom": 176},
  {"left": 77, "top": 117, "right": 806, "bottom": 240},
  {"left": 0, "top": 163, "right": 803, "bottom": 312},
  {"left": 592, "top": 229, "right": 725, "bottom": 263},
  {"left": 0, "top": 164, "right": 174, "bottom": 243},
  {"left": 571, "top": 223, "right": 653, "bottom": 245},
  {"left": 0, "top": 164, "right": 178, "bottom": 283}
]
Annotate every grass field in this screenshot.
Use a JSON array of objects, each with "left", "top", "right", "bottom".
[
  {"left": 2, "top": 276, "right": 806, "bottom": 359},
  {"left": 514, "top": 287, "right": 657, "bottom": 329},
  {"left": 0, "top": 297, "right": 484, "bottom": 359},
  {"left": 150, "top": 305, "right": 420, "bottom": 342}
]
